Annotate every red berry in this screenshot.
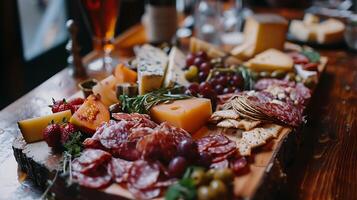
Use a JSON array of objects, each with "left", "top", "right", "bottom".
[
  {"left": 43, "top": 124, "right": 61, "bottom": 148},
  {"left": 50, "top": 98, "right": 65, "bottom": 113},
  {"left": 68, "top": 98, "right": 84, "bottom": 106},
  {"left": 58, "top": 103, "right": 73, "bottom": 113},
  {"left": 60, "top": 123, "right": 78, "bottom": 145}
]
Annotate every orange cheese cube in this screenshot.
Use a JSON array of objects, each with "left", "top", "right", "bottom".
[{"left": 150, "top": 98, "right": 212, "bottom": 133}]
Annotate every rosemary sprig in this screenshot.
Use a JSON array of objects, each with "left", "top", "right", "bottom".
[{"left": 120, "top": 85, "right": 192, "bottom": 114}]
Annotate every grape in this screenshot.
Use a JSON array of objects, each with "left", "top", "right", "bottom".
[
  {"left": 196, "top": 152, "right": 212, "bottom": 167},
  {"left": 231, "top": 157, "right": 247, "bottom": 175},
  {"left": 217, "top": 76, "right": 228, "bottom": 86},
  {"left": 199, "top": 62, "right": 211, "bottom": 73},
  {"left": 198, "top": 72, "right": 208, "bottom": 82},
  {"left": 199, "top": 82, "right": 212, "bottom": 93},
  {"left": 214, "top": 84, "right": 224, "bottom": 95},
  {"left": 188, "top": 83, "right": 200, "bottom": 93},
  {"left": 210, "top": 78, "right": 219, "bottom": 86},
  {"left": 177, "top": 139, "right": 199, "bottom": 160},
  {"left": 223, "top": 87, "right": 234, "bottom": 94},
  {"left": 186, "top": 53, "right": 195, "bottom": 67},
  {"left": 194, "top": 57, "right": 204, "bottom": 67},
  {"left": 230, "top": 74, "right": 244, "bottom": 87},
  {"left": 168, "top": 156, "right": 187, "bottom": 178},
  {"left": 234, "top": 88, "right": 241, "bottom": 93},
  {"left": 197, "top": 51, "right": 208, "bottom": 60}
]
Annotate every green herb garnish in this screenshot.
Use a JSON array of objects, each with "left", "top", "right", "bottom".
[
  {"left": 239, "top": 66, "right": 255, "bottom": 90},
  {"left": 302, "top": 50, "right": 320, "bottom": 63},
  {"left": 165, "top": 166, "right": 201, "bottom": 200},
  {"left": 63, "top": 131, "right": 84, "bottom": 157},
  {"left": 119, "top": 85, "right": 192, "bottom": 114}
]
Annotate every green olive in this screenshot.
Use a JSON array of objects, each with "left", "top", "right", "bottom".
[
  {"left": 303, "top": 77, "right": 316, "bottom": 88},
  {"left": 209, "top": 179, "right": 228, "bottom": 197},
  {"left": 213, "top": 168, "right": 234, "bottom": 184},
  {"left": 191, "top": 169, "right": 206, "bottom": 186},
  {"left": 295, "top": 75, "right": 303, "bottom": 82},
  {"left": 259, "top": 71, "right": 271, "bottom": 78},
  {"left": 204, "top": 169, "right": 215, "bottom": 182},
  {"left": 197, "top": 186, "right": 215, "bottom": 200},
  {"left": 286, "top": 72, "right": 296, "bottom": 81},
  {"left": 271, "top": 70, "right": 286, "bottom": 79},
  {"left": 185, "top": 65, "right": 199, "bottom": 81}
]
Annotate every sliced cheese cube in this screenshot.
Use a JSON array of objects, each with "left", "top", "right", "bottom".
[
  {"left": 289, "top": 20, "right": 317, "bottom": 42},
  {"left": 150, "top": 98, "right": 212, "bottom": 133},
  {"left": 316, "top": 19, "right": 345, "bottom": 44},
  {"left": 245, "top": 49, "right": 293, "bottom": 72},
  {"left": 134, "top": 44, "right": 168, "bottom": 94},
  {"left": 18, "top": 110, "right": 72, "bottom": 143},
  {"left": 163, "top": 47, "right": 189, "bottom": 87},
  {"left": 303, "top": 13, "right": 320, "bottom": 25},
  {"left": 231, "top": 14, "right": 288, "bottom": 60}
]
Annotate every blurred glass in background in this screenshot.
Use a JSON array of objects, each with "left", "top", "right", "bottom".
[{"left": 17, "top": 0, "right": 68, "bottom": 61}]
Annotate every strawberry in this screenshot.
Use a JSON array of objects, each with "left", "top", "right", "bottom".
[
  {"left": 43, "top": 123, "right": 61, "bottom": 148},
  {"left": 50, "top": 98, "right": 66, "bottom": 113},
  {"left": 60, "top": 123, "right": 78, "bottom": 145},
  {"left": 68, "top": 98, "right": 84, "bottom": 106}
]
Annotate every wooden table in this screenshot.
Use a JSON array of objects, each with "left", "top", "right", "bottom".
[{"left": 1, "top": 19, "right": 356, "bottom": 200}]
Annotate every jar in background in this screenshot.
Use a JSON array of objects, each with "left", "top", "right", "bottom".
[{"left": 143, "top": 0, "right": 177, "bottom": 44}]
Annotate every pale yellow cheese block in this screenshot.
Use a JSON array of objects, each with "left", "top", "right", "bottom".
[
  {"left": 18, "top": 110, "right": 72, "bottom": 143},
  {"left": 150, "top": 98, "right": 212, "bottom": 133},
  {"left": 231, "top": 14, "right": 288, "bottom": 60},
  {"left": 245, "top": 49, "right": 293, "bottom": 72},
  {"left": 316, "top": 19, "right": 345, "bottom": 44}
]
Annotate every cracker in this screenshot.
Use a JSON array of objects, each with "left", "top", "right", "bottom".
[
  {"left": 236, "top": 139, "right": 251, "bottom": 156},
  {"left": 242, "top": 128, "right": 266, "bottom": 148},
  {"left": 210, "top": 109, "right": 239, "bottom": 122},
  {"left": 262, "top": 124, "right": 283, "bottom": 138}
]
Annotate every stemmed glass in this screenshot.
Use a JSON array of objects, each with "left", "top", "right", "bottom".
[{"left": 79, "top": 0, "right": 120, "bottom": 74}]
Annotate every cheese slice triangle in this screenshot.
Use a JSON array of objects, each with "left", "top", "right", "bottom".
[{"left": 245, "top": 49, "right": 293, "bottom": 72}]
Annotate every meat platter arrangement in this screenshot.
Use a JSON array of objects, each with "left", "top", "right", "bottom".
[{"left": 13, "top": 14, "right": 328, "bottom": 200}]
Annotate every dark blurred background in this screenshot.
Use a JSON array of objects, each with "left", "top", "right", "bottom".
[
  {"left": 0, "top": 0, "right": 145, "bottom": 110},
  {"left": 0, "top": 0, "right": 355, "bottom": 110}
]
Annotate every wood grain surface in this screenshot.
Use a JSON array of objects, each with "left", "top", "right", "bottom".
[{"left": 0, "top": 10, "right": 357, "bottom": 200}]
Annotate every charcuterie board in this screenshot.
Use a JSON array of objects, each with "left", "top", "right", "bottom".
[{"left": 13, "top": 14, "right": 329, "bottom": 200}]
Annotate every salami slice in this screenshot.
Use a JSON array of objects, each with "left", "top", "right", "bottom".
[
  {"left": 128, "top": 186, "right": 161, "bottom": 200},
  {"left": 254, "top": 79, "right": 295, "bottom": 91},
  {"left": 107, "top": 158, "right": 133, "bottom": 183},
  {"left": 197, "top": 134, "right": 237, "bottom": 163},
  {"left": 72, "top": 149, "right": 112, "bottom": 175},
  {"left": 127, "top": 160, "right": 160, "bottom": 190},
  {"left": 210, "top": 159, "right": 229, "bottom": 169},
  {"left": 73, "top": 171, "right": 112, "bottom": 189}
]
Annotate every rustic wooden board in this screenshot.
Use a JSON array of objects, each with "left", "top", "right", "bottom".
[{"left": 11, "top": 53, "right": 328, "bottom": 200}]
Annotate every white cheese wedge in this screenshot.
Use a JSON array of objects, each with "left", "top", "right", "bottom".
[
  {"left": 163, "top": 47, "right": 189, "bottom": 87},
  {"left": 134, "top": 44, "right": 168, "bottom": 94},
  {"left": 245, "top": 49, "right": 293, "bottom": 72}
]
